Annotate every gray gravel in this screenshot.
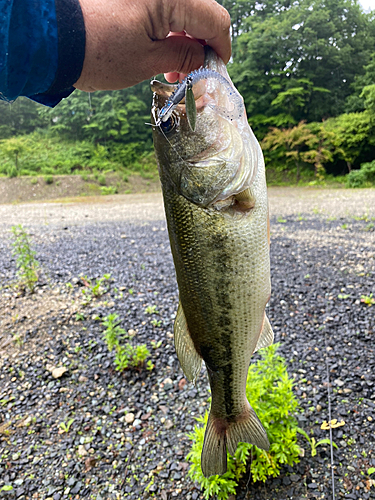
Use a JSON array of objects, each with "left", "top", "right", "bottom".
[{"left": 0, "top": 187, "right": 374, "bottom": 500}]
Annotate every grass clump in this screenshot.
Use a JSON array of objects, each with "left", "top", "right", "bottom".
[
  {"left": 101, "top": 314, "right": 153, "bottom": 372},
  {"left": 186, "top": 344, "right": 301, "bottom": 499},
  {"left": 11, "top": 225, "right": 40, "bottom": 293}
]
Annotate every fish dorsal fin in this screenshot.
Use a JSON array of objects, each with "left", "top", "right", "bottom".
[
  {"left": 174, "top": 302, "right": 202, "bottom": 384},
  {"left": 254, "top": 314, "right": 274, "bottom": 353}
]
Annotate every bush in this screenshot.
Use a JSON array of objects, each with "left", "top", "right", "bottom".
[
  {"left": 346, "top": 160, "right": 375, "bottom": 188},
  {"left": 186, "top": 344, "right": 301, "bottom": 499}
]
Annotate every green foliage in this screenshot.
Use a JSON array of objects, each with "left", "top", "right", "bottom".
[
  {"left": 114, "top": 343, "right": 152, "bottom": 372},
  {"left": 360, "top": 293, "right": 375, "bottom": 306},
  {"left": 11, "top": 225, "right": 39, "bottom": 293},
  {"left": 80, "top": 274, "right": 112, "bottom": 301},
  {"left": 59, "top": 419, "right": 75, "bottom": 433},
  {"left": 346, "top": 160, "right": 375, "bottom": 188},
  {"left": 296, "top": 428, "right": 337, "bottom": 456},
  {"left": 145, "top": 305, "right": 158, "bottom": 315},
  {"left": 230, "top": 0, "right": 375, "bottom": 127},
  {"left": 101, "top": 314, "right": 127, "bottom": 351},
  {"left": 101, "top": 314, "right": 153, "bottom": 372},
  {"left": 186, "top": 344, "right": 301, "bottom": 498},
  {"left": 100, "top": 186, "right": 117, "bottom": 195}
]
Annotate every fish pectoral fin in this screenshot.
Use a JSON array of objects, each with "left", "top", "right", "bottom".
[
  {"left": 254, "top": 314, "right": 274, "bottom": 353},
  {"left": 174, "top": 302, "right": 202, "bottom": 384},
  {"left": 233, "top": 188, "right": 256, "bottom": 212},
  {"left": 201, "top": 405, "right": 269, "bottom": 478}
]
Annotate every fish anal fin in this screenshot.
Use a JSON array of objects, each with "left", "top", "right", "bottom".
[
  {"left": 254, "top": 314, "right": 274, "bottom": 353},
  {"left": 174, "top": 302, "right": 202, "bottom": 384}
]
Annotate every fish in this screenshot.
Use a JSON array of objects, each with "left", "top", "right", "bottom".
[{"left": 150, "top": 47, "right": 274, "bottom": 478}]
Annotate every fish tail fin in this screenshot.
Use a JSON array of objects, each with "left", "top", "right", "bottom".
[{"left": 201, "top": 405, "right": 269, "bottom": 478}]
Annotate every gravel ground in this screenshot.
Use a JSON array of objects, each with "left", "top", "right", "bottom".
[{"left": 0, "top": 188, "right": 374, "bottom": 500}]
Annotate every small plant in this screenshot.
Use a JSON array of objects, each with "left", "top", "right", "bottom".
[
  {"left": 150, "top": 340, "right": 162, "bottom": 349},
  {"left": 361, "top": 293, "right": 375, "bottom": 306},
  {"left": 277, "top": 217, "right": 287, "bottom": 223},
  {"left": 44, "top": 175, "right": 53, "bottom": 184},
  {"left": 151, "top": 319, "right": 162, "bottom": 327},
  {"left": 11, "top": 224, "right": 39, "bottom": 293},
  {"left": 59, "top": 419, "right": 74, "bottom": 434},
  {"left": 145, "top": 305, "right": 158, "bottom": 315},
  {"left": 0, "top": 485, "right": 13, "bottom": 492},
  {"left": 80, "top": 273, "right": 111, "bottom": 300},
  {"left": 12, "top": 333, "right": 23, "bottom": 347},
  {"left": 75, "top": 312, "right": 85, "bottom": 321},
  {"left": 101, "top": 314, "right": 127, "bottom": 351},
  {"left": 297, "top": 428, "right": 338, "bottom": 457},
  {"left": 114, "top": 343, "right": 151, "bottom": 371},
  {"left": 187, "top": 344, "right": 301, "bottom": 498}
]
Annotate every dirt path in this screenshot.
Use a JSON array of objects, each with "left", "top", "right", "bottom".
[{"left": 0, "top": 187, "right": 374, "bottom": 228}]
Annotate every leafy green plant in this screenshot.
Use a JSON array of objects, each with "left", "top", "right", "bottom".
[
  {"left": 361, "top": 293, "right": 375, "bottom": 306},
  {"left": 11, "top": 224, "right": 40, "bottom": 293},
  {"left": 145, "top": 305, "right": 158, "bottom": 315},
  {"left": 151, "top": 319, "right": 162, "bottom": 327},
  {"left": 0, "top": 485, "right": 13, "bottom": 492},
  {"left": 59, "top": 419, "right": 74, "bottom": 433},
  {"left": 80, "top": 273, "right": 111, "bottom": 300},
  {"left": 101, "top": 314, "right": 127, "bottom": 351},
  {"left": 296, "top": 428, "right": 338, "bottom": 457},
  {"left": 114, "top": 343, "right": 151, "bottom": 371},
  {"left": 186, "top": 344, "right": 301, "bottom": 498},
  {"left": 346, "top": 160, "right": 375, "bottom": 188},
  {"left": 44, "top": 175, "right": 53, "bottom": 184},
  {"left": 100, "top": 185, "right": 117, "bottom": 195}
]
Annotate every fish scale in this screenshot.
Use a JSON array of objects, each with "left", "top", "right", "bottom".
[{"left": 151, "top": 47, "right": 274, "bottom": 477}]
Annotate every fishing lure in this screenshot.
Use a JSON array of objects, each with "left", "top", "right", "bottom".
[{"left": 155, "top": 68, "right": 244, "bottom": 131}]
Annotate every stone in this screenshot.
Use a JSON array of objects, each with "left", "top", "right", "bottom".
[
  {"left": 125, "top": 413, "right": 135, "bottom": 424},
  {"left": 77, "top": 445, "right": 88, "bottom": 457},
  {"left": 52, "top": 367, "right": 67, "bottom": 379}
]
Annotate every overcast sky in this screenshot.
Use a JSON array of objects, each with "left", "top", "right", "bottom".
[{"left": 360, "top": 0, "right": 375, "bottom": 10}]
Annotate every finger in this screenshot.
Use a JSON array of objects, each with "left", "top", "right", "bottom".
[
  {"left": 169, "top": 0, "right": 231, "bottom": 64},
  {"left": 149, "top": 35, "right": 205, "bottom": 78}
]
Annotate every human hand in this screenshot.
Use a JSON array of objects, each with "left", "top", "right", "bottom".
[{"left": 74, "top": 0, "right": 231, "bottom": 92}]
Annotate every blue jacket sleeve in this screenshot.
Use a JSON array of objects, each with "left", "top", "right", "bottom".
[{"left": 0, "top": 0, "right": 86, "bottom": 107}]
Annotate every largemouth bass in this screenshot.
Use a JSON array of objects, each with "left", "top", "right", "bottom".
[{"left": 150, "top": 48, "right": 274, "bottom": 478}]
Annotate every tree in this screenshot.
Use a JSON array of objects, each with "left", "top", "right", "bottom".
[
  {"left": 230, "top": 0, "right": 375, "bottom": 130},
  {"left": 262, "top": 122, "right": 319, "bottom": 182}
]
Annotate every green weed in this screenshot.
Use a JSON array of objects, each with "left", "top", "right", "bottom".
[
  {"left": 186, "top": 344, "right": 301, "bottom": 498},
  {"left": 80, "top": 273, "right": 111, "bottom": 300},
  {"left": 114, "top": 343, "right": 151, "bottom": 371},
  {"left": 59, "top": 419, "right": 74, "bottom": 433},
  {"left": 100, "top": 186, "right": 117, "bottom": 195},
  {"left": 297, "top": 428, "right": 338, "bottom": 457},
  {"left": 11, "top": 225, "right": 39, "bottom": 293},
  {"left": 101, "top": 314, "right": 152, "bottom": 372},
  {"left": 145, "top": 305, "right": 158, "bottom": 315},
  {"left": 101, "top": 314, "right": 127, "bottom": 351},
  {"left": 361, "top": 293, "right": 375, "bottom": 306}
]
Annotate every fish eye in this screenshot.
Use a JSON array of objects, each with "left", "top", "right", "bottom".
[{"left": 160, "top": 115, "right": 176, "bottom": 134}]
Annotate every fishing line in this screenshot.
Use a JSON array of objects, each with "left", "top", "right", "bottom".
[{"left": 324, "top": 322, "right": 336, "bottom": 500}]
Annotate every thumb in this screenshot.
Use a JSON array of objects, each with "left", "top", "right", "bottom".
[{"left": 148, "top": 35, "right": 205, "bottom": 77}]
